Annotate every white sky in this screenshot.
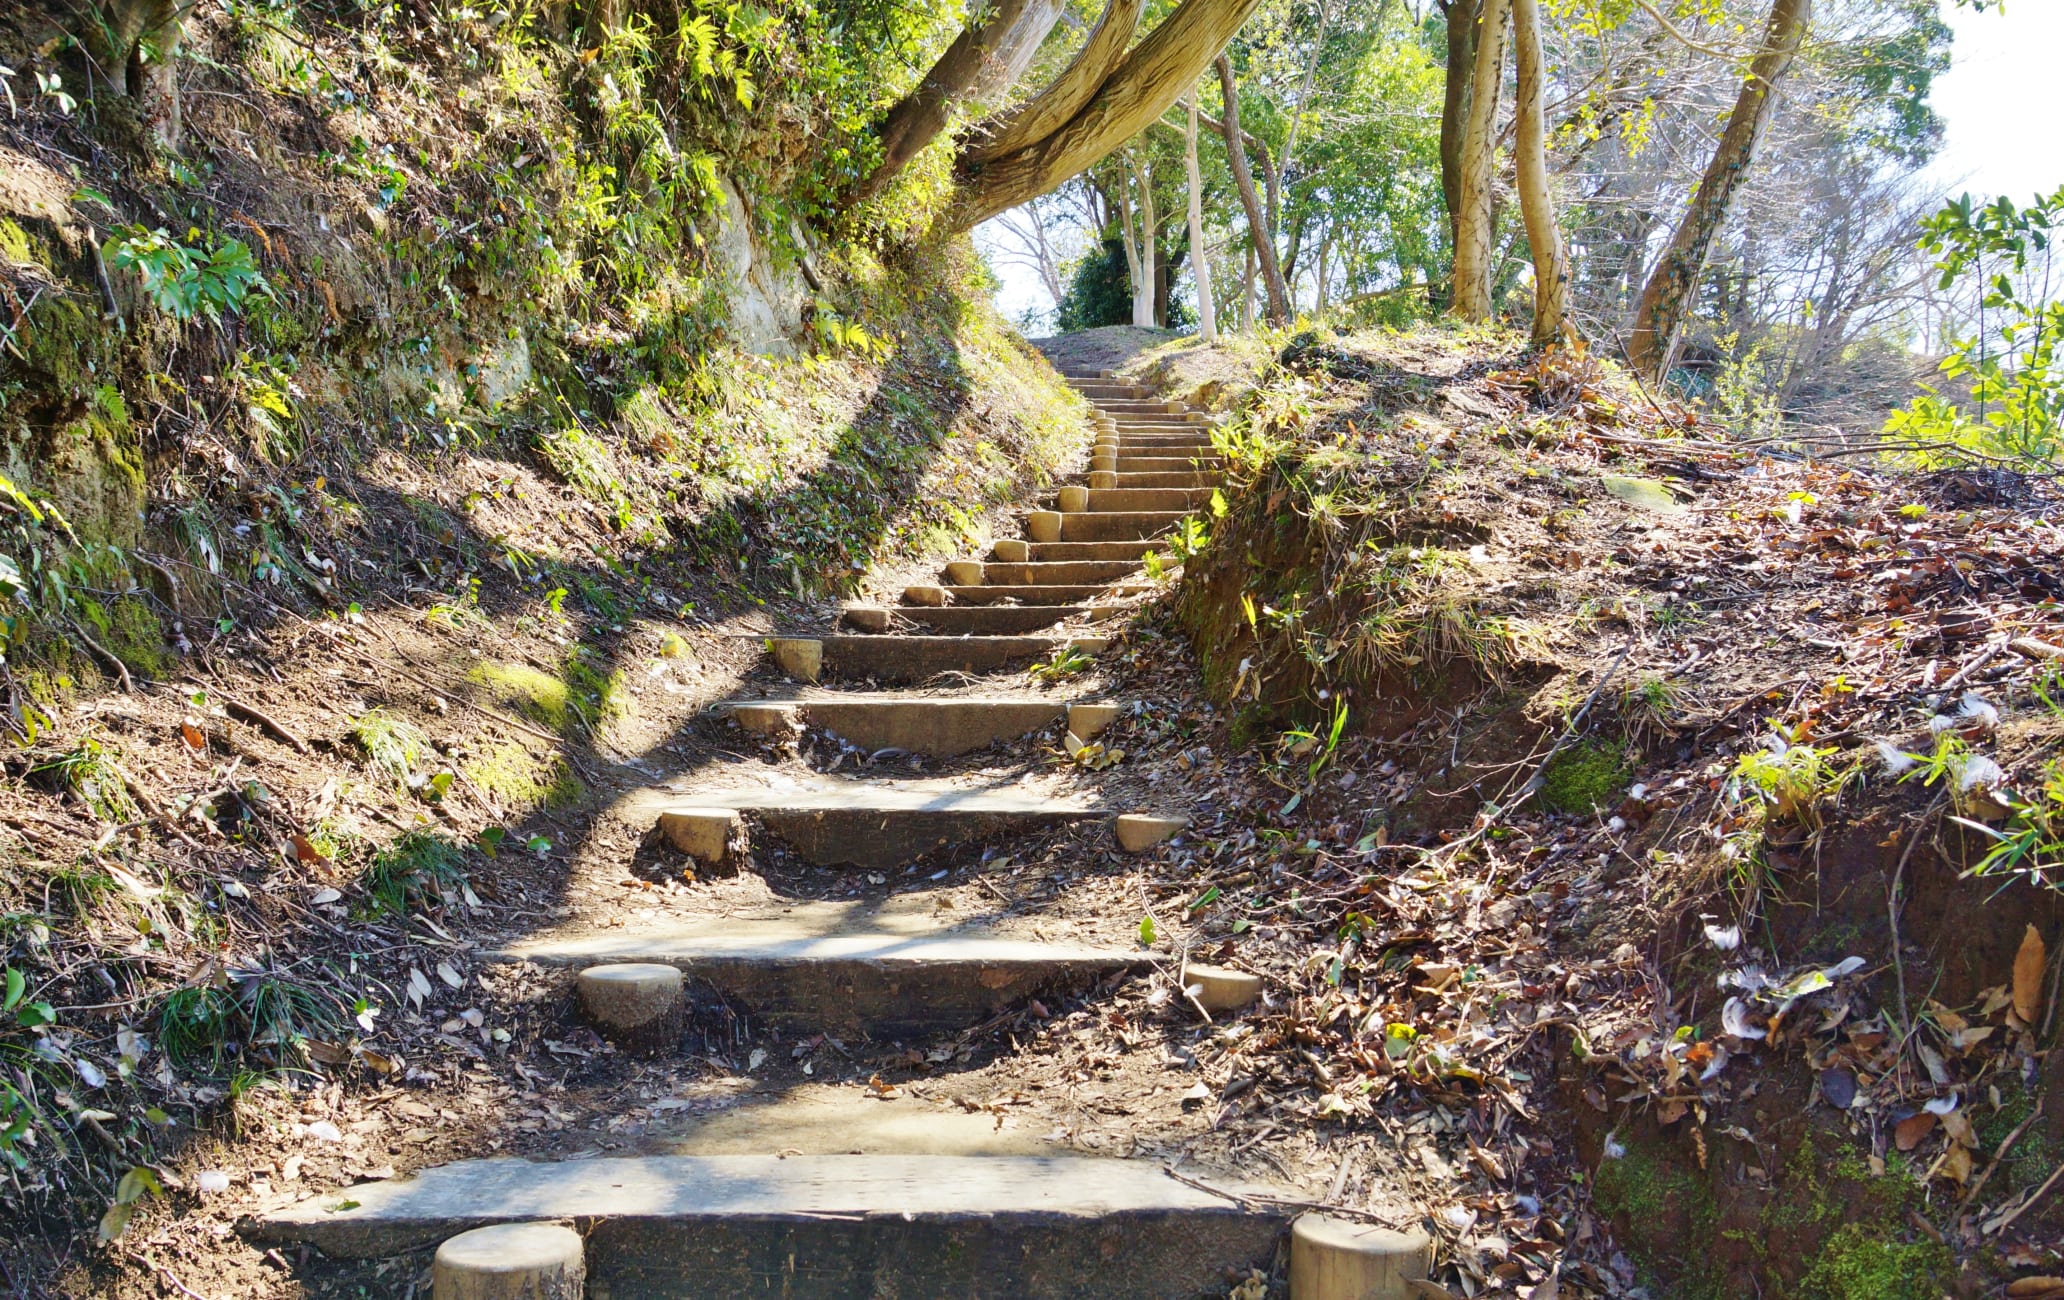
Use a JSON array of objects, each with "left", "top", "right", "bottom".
[
  {"left": 1923, "top": 1, "right": 2064, "bottom": 202},
  {"left": 978, "top": 1, "right": 2064, "bottom": 326}
]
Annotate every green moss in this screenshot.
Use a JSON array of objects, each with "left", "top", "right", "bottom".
[
  {"left": 464, "top": 740, "right": 585, "bottom": 811},
  {"left": 1540, "top": 740, "right": 1632, "bottom": 814},
  {"left": 78, "top": 595, "right": 172, "bottom": 677},
  {"left": 562, "top": 648, "right": 630, "bottom": 730},
  {"left": 1978, "top": 1082, "right": 2061, "bottom": 1191},
  {"left": 0, "top": 218, "right": 32, "bottom": 264},
  {"left": 1594, "top": 1141, "right": 1720, "bottom": 1297},
  {"left": 1796, "top": 1223, "right": 1954, "bottom": 1300},
  {"left": 467, "top": 660, "right": 573, "bottom": 733}
]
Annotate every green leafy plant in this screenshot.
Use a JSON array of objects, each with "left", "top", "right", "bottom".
[
  {"left": 1731, "top": 727, "right": 1853, "bottom": 833},
  {"left": 1029, "top": 645, "right": 1092, "bottom": 683},
  {"left": 1884, "top": 186, "right": 2064, "bottom": 469},
  {"left": 106, "top": 227, "right": 269, "bottom": 323},
  {"left": 1957, "top": 761, "right": 2064, "bottom": 888}
]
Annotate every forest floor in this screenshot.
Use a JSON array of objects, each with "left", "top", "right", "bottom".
[{"left": 5, "top": 324, "right": 2064, "bottom": 1300}]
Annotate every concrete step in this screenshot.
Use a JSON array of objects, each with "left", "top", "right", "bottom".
[
  {"left": 622, "top": 778, "right": 1100, "bottom": 869},
  {"left": 1094, "top": 399, "right": 1187, "bottom": 415},
  {"left": 841, "top": 605, "right": 1118, "bottom": 635},
  {"left": 1070, "top": 382, "right": 1148, "bottom": 399},
  {"left": 1046, "top": 510, "right": 1188, "bottom": 542},
  {"left": 1012, "top": 539, "right": 1167, "bottom": 562},
  {"left": 966, "top": 560, "right": 1143, "bottom": 585},
  {"left": 725, "top": 695, "right": 1065, "bottom": 757},
  {"left": 1078, "top": 486, "right": 1213, "bottom": 512},
  {"left": 903, "top": 582, "right": 1149, "bottom": 606},
  {"left": 500, "top": 903, "right": 1142, "bottom": 1034},
  {"left": 1102, "top": 455, "right": 1222, "bottom": 473},
  {"left": 775, "top": 634, "right": 1105, "bottom": 683},
  {"left": 252, "top": 1153, "right": 1286, "bottom": 1298},
  {"left": 1089, "top": 470, "right": 1221, "bottom": 489},
  {"left": 1105, "top": 431, "right": 1215, "bottom": 445}
]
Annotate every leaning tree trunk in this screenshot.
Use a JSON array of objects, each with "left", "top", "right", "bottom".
[
  {"left": 1510, "top": 0, "right": 1568, "bottom": 346},
  {"left": 1184, "top": 90, "right": 1218, "bottom": 342},
  {"left": 965, "top": 0, "right": 1147, "bottom": 164},
  {"left": 1436, "top": 0, "right": 1481, "bottom": 257},
  {"left": 1625, "top": 0, "right": 1811, "bottom": 379},
  {"left": 1216, "top": 54, "right": 1290, "bottom": 325},
  {"left": 849, "top": 0, "right": 1064, "bottom": 205},
  {"left": 949, "top": 0, "right": 1271, "bottom": 227},
  {"left": 1448, "top": 0, "right": 1509, "bottom": 321}
]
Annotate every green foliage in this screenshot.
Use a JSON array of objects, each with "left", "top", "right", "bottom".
[
  {"left": 1796, "top": 1222, "right": 1955, "bottom": 1300},
  {"left": 28, "top": 738, "right": 139, "bottom": 823},
  {"left": 105, "top": 227, "right": 269, "bottom": 323},
  {"left": 1958, "top": 760, "right": 2064, "bottom": 889},
  {"left": 1730, "top": 729, "right": 1851, "bottom": 832},
  {"left": 1885, "top": 187, "right": 2064, "bottom": 469},
  {"left": 1056, "top": 238, "right": 1135, "bottom": 332},
  {"left": 1028, "top": 645, "right": 1093, "bottom": 683}
]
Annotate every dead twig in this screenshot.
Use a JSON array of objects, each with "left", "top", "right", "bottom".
[
  {"left": 221, "top": 696, "right": 311, "bottom": 755},
  {"left": 1989, "top": 1156, "right": 2064, "bottom": 1237},
  {"left": 1161, "top": 1164, "right": 1401, "bottom": 1225}
]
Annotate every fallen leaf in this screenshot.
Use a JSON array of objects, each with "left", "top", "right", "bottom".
[
  {"left": 2014, "top": 925, "right": 2045, "bottom": 1025},
  {"left": 1894, "top": 1111, "right": 1937, "bottom": 1151},
  {"left": 180, "top": 722, "right": 206, "bottom": 751},
  {"left": 2006, "top": 1279, "right": 2064, "bottom": 1298},
  {"left": 436, "top": 962, "right": 463, "bottom": 989}
]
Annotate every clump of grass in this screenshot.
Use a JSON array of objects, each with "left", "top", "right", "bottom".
[
  {"left": 156, "top": 963, "right": 345, "bottom": 1074},
  {"left": 1540, "top": 740, "right": 1633, "bottom": 815},
  {"left": 157, "top": 986, "right": 238, "bottom": 1070},
  {"left": 1029, "top": 645, "right": 1093, "bottom": 684},
  {"left": 350, "top": 709, "right": 433, "bottom": 786},
  {"left": 362, "top": 831, "right": 469, "bottom": 916},
  {"left": 28, "top": 739, "right": 139, "bottom": 823}
]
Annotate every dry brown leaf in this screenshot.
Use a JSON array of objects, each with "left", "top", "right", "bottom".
[
  {"left": 2005, "top": 1278, "right": 2064, "bottom": 1298},
  {"left": 1894, "top": 1111, "right": 1937, "bottom": 1151},
  {"left": 2014, "top": 925, "right": 2046, "bottom": 1026}
]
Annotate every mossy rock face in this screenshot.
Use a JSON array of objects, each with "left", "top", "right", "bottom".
[
  {"left": 1539, "top": 740, "right": 1631, "bottom": 815},
  {"left": 77, "top": 595, "right": 171, "bottom": 677},
  {"left": 1, "top": 280, "right": 144, "bottom": 543}
]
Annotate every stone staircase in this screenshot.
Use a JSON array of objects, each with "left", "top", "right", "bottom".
[{"left": 250, "top": 372, "right": 1428, "bottom": 1297}]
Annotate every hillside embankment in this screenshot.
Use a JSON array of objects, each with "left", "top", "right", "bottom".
[{"left": 1106, "top": 323, "right": 2064, "bottom": 1299}]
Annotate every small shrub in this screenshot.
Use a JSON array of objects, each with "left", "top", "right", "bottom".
[{"left": 106, "top": 226, "right": 269, "bottom": 323}]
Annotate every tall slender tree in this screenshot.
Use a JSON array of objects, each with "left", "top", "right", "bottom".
[
  {"left": 1184, "top": 89, "right": 1219, "bottom": 341},
  {"left": 1624, "top": 0, "right": 1813, "bottom": 378},
  {"left": 1510, "top": 0, "right": 1568, "bottom": 344},
  {"left": 1215, "top": 55, "right": 1291, "bottom": 324},
  {"left": 1449, "top": 0, "right": 1511, "bottom": 320}
]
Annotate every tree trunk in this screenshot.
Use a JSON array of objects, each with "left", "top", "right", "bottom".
[
  {"left": 1275, "top": 0, "right": 1330, "bottom": 188},
  {"left": 1117, "top": 175, "right": 1146, "bottom": 324},
  {"left": 1448, "top": 0, "right": 1509, "bottom": 321},
  {"left": 850, "top": 0, "right": 1064, "bottom": 205},
  {"left": 1242, "top": 242, "right": 1256, "bottom": 329},
  {"left": 949, "top": 0, "right": 1271, "bottom": 227},
  {"left": 1437, "top": 0, "right": 1480, "bottom": 255},
  {"left": 1216, "top": 54, "right": 1290, "bottom": 325},
  {"left": 1125, "top": 153, "right": 1160, "bottom": 327},
  {"left": 1625, "top": 0, "right": 1811, "bottom": 380},
  {"left": 1510, "top": 0, "right": 1567, "bottom": 346},
  {"left": 965, "top": 0, "right": 1147, "bottom": 164},
  {"left": 36, "top": 0, "right": 184, "bottom": 141},
  {"left": 1315, "top": 234, "right": 1331, "bottom": 312},
  {"left": 1185, "top": 91, "right": 1218, "bottom": 342}
]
